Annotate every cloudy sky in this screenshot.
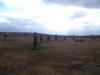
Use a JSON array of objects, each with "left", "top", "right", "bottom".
[{"left": 0, "top": 0, "right": 100, "bottom": 35}]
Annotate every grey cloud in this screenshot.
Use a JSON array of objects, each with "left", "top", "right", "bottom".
[
  {"left": 83, "top": 21, "right": 95, "bottom": 26},
  {"left": 67, "top": 25, "right": 100, "bottom": 35},
  {"left": 42, "top": 0, "right": 100, "bottom": 8},
  {"left": 70, "top": 11, "right": 87, "bottom": 19},
  {"left": 0, "top": 25, "right": 45, "bottom": 32},
  {"left": 6, "top": 17, "right": 39, "bottom": 26},
  {"left": 0, "top": 17, "right": 47, "bottom": 33},
  {"left": 0, "top": 25, "right": 21, "bottom": 32}
]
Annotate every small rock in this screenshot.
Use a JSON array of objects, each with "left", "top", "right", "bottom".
[
  {"left": 96, "top": 64, "right": 100, "bottom": 68},
  {"left": 68, "top": 62, "right": 83, "bottom": 70}
]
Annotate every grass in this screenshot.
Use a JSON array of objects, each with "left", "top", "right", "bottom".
[{"left": 0, "top": 35, "right": 100, "bottom": 75}]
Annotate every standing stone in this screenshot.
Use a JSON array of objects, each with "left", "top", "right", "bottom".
[
  {"left": 92, "top": 34, "right": 95, "bottom": 40},
  {"left": 33, "top": 32, "right": 38, "bottom": 49},
  {"left": 63, "top": 36, "right": 66, "bottom": 41},
  {"left": 47, "top": 35, "right": 51, "bottom": 41},
  {"left": 4, "top": 35, "right": 7, "bottom": 37},
  {"left": 40, "top": 34, "right": 43, "bottom": 42},
  {"left": 55, "top": 34, "right": 58, "bottom": 41},
  {"left": 73, "top": 35, "right": 75, "bottom": 40}
]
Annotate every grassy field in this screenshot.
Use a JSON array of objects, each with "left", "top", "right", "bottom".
[{"left": 0, "top": 35, "right": 100, "bottom": 75}]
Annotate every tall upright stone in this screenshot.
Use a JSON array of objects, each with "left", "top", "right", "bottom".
[
  {"left": 47, "top": 35, "right": 51, "bottom": 41},
  {"left": 40, "top": 34, "right": 43, "bottom": 42},
  {"left": 55, "top": 34, "right": 58, "bottom": 41},
  {"left": 33, "top": 32, "right": 38, "bottom": 49},
  {"left": 73, "top": 35, "right": 75, "bottom": 40},
  {"left": 63, "top": 36, "right": 66, "bottom": 41},
  {"left": 92, "top": 34, "right": 95, "bottom": 40}
]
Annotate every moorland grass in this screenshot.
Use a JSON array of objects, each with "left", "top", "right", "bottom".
[{"left": 0, "top": 36, "right": 100, "bottom": 75}]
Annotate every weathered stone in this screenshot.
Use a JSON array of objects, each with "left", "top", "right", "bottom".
[
  {"left": 55, "top": 34, "right": 58, "bottom": 41},
  {"left": 63, "top": 37, "right": 66, "bottom": 41},
  {"left": 96, "top": 64, "right": 100, "bottom": 68},
  {"left": 68, "top": 62, "right": 83, "bottom": 70},
  {"left": 40, "top": 34, "right": 43, "bottom": 42},
  {"left": 33, "top": 32, "right": 38, "bottom": 49},
  {"left": 74, "top": 39, "right": 84, "bottom": 42},
  {"left": 47, "top": 35, "right": 51, "bottom": 41},
  {"left": 4, "top": 35, "right": 7, "bottom": 37},
  {"left": 73, "top": 35, "right": 75, "bottom": 40},
  {"left": 92, "top": 34, "right": 95, "bottom": 40}
]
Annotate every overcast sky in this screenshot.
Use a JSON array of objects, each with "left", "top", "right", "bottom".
[{"left": 0, "top": 0, "right": 100, "bottom": 35}]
